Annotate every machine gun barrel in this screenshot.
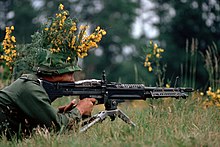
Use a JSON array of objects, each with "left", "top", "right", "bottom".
[{"left": 144, "top": 87, "right": 193, "bottom": 98}]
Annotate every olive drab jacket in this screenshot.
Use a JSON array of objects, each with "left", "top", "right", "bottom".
[{"left": 0, "top": 74, "right": 81, "bottom": 137}]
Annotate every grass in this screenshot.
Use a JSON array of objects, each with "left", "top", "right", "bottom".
[
  {"left": 0, "top": 40, "right": 219, "bottom": 146},
  {"left": 1, "top": 96, "right": 220, "bottom": 147}
]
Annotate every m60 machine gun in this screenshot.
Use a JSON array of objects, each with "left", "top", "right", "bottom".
[{"left": 42, "top": 72, "right": 193, "bottom": 132}]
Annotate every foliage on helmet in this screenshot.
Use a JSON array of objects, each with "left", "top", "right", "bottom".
[{"left": 0, "top": 4, "right": 106, "bottom": 77}]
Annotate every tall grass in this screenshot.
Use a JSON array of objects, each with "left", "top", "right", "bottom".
[
  {"left": 202, "top": 42, "right": 219, "bottom": 90},
  {"left": 1, "top": 97, "right": 220, "bottom": 146},
  {"left": 181, "top": 38, "right": 198, "bottom": 88}
]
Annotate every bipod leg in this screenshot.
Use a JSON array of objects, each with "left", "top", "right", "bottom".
[
  {"left": 116, "top": 109, "right": 136, "bottom": 127},
  {"left": 79, "top": 109, "right": 136, "bottom": 133},
  {"left": 80, "top": 111, "right": 108, "bottom": 133}
]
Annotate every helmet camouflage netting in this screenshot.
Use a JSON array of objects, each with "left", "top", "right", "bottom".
[{"left": 1, "top": 4, "right": 106, "bottom": 77}]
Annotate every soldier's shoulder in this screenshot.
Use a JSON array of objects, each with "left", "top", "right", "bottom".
[{"left": 19, "top": 74, "right": 39, "bottom": 82}]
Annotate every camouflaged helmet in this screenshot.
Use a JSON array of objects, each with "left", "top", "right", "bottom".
[
  {"left": 29, "top": 4, "right": 105, "bottom": 75},
  {"left": 31, "top": 44, "right": 82, "bottom": 75},
  {"left": 33, "top": 63, "right": 82, "bottom": 76},
  {"left": 2, "top": 4, "right": 105, "bottom": 77}
]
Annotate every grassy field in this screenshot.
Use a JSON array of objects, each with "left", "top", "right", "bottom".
[
  {"left": 0, "top": 40, "right": 219, "bottom": 146},
  {"left": 1, "top": 95, "right": 220, "bottom": 147}
]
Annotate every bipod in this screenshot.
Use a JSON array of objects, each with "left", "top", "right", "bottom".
[{"left": 80, "top": 108, "right": 136, "bottom": 133}]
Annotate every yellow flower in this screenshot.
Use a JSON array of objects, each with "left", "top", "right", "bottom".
[
  {"left": 144, "top": 62, "right": 147, "bottom": 67},
  {"left": 101, "top": 30, "right": 106, "bottom": 35},
  {"left": 156, "top": 53, "right": 160, "bottom": 58},
  {"left": 96, "top": 26, "right": 100, "bottom": 31},
  {"left": 200, "top": 92, "right": 204, "bottom": 96},
  {"left": 80, "top": 25, "right": 88, "bottom": 30},
  {"left": 67, "top": 56, "right": 71, "bottom": 61},
  {"left": 1, "top": 25, "right": 17, "bottom": 69},
  {"left": 207, "top": 90, "right": 212, "bottom": 96},
  {"left": 146, "top": 54, "right": 151, "bottom": 58},
  {"left": 166, "top": 84, "right": 170, "bottom": 88},
  {"left": 159, "top": 48, "right": 164, "bottom": 52},
  {"left": 70, "top": 23, "right": 77, "bottom": 31},
  {"left": 59, "top": 4, "right": 64, "bottom": 10},
  {"left": 148, "top": 66, "right": 153, "bottom": 72},
  {"left": 56, "top": 13, "right": 62, "bottom": 18},
  {"left": 63, "top": 11, "right": 68, "bottom": 16},
  {"left": 154, "top": 43, "right": 158, "bottom": 49},
  {"left": 157, "top": 48, "right": 164, "bottom": 53},
  {"left": 10, "top": 26, "right": 14, "bottom": 30},
  {"left": 145, "top": 57, "right": 149, "bottom": 62},
  {"left": 11, "top": 36, "right": 16, "bottom": 42},
  {"left": 42, "top": 4, "right": 106, "bottom": 60}
]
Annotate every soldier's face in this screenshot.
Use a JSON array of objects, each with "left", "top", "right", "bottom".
[
  {"left": 58, "top": 72, "right": 75, "bottom": 82},
  {"left": 43, "top": 72, "right": 75, "bottom": 82}
]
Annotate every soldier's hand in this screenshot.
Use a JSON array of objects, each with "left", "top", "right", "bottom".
[
  {"left": 58, "top": 99, "right": 77, "bottom": 113},
  {"left": 76, "top": 98, "right": 96, "bottom": 116}
]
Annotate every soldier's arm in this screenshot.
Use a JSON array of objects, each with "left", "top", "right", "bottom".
[{"left": 15, "top": 78, "right": 82, "bottom": 130}]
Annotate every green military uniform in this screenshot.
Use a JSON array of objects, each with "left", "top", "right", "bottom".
[
  {"left": 0, "top": 73, "right": 81, "bottom": 137},
  {"left": 0, "top": 4, "right": 105, "bottom": 139}
]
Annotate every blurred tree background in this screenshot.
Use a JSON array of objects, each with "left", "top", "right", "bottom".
[
  {"left": 0, "top": 0, "right": 219, "bottom": 89},
  {"left": 149, "top": 0, "right": 220, "bottom": 89}
]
